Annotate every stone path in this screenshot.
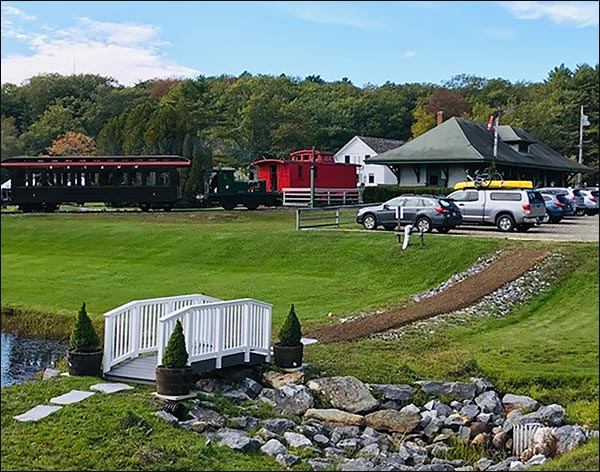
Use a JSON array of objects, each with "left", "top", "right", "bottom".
[{"left": 13, "top": 380, "right": 133, "bottom": 422}]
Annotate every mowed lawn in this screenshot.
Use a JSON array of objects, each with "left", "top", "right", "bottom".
[{"left": 1, "top": 209, "right": 501, "bottom": 335}]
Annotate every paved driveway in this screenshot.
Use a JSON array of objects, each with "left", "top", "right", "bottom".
[{"left": 447, "top": 215, "right": 599, "bottom": 242}]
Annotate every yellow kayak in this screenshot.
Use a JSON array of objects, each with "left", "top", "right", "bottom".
[{"left": 454, "top": 180, "right": 534, "bottom": 190}]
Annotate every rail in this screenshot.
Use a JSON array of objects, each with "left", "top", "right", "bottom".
[
  {"left": 103, "top": 294, "right": 221, "bottom": 373},
  {"left": 296, "top": 203, "right": 377, "bottom": 230},
  {"left": 157, "top": 298, "right": 272, "bottom": 368},
  {"left": 283, "top": 187, "right": 363, "bottom": 207}
]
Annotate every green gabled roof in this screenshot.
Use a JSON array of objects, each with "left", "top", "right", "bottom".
[{"left": 366, "top": 117, "right": 592, "bottom": 173}]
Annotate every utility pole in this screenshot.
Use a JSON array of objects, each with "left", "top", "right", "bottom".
[
  {"left": 310, "top": 146, "right": 316, "bottom": 208},
  {"left": 578, "top": 105, "right": 589, "bottom": 187}
]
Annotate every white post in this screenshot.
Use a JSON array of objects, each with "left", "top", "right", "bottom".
[
  {"left": 243, "top": 303, "right": 251, "bottom": 363},
  {"left": 335, "top": 208, "right": 340, "bottom": 227},
  {"left": 130, "top": 304, "right": 140, "bottom": 358},
  {"left": 265, "top": 306, "right": 272, "bottom": 362},
  {"left": 157, "top": 322, "right": 166, "bottom": 367},
  {"left": 215, "top": 306, "right": 223, "bottom": 369},
  {"left": 578, "top": 105, "right": 584, "bottom": 186},
  {"left": 103, "top": 317, "right": 113, "bottom": 374}
]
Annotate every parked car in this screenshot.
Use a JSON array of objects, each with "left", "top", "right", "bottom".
[
  {"left": 539, "top": 193, "right": 566, "bottom": 223},
  {"left": 579, "top": 189, "right": 599, "bottom": 215},
  {"left": 447, "top": 188, "right": 546, "bottom": 232},
  {"left": 555, "top": 193, "right": 575, "bottom": 216},
  {"left": 356, "top": 194, "right": 462, "bottom": 233},
  {"left": 536, "top": 187, "right": 586, "bottom": 216}
]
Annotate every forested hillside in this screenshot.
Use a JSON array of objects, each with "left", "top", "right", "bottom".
[{"left": 2, "top": 64, "right": 598, "bottom": 186}]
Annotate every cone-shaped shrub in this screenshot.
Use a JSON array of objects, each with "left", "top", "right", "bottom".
[
  {"left": 70, "top": 302, "right": 101, "bottom": 352},
  {"left": 161, "top": 320, "right": 189, "bottom": 368},
  {"left": 278, "top": 303, "right": 302, "bottom": 347}
]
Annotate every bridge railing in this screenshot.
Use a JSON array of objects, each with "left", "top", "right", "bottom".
[
  {"left": 103, "top": 294, "right": 221, "bottom": 373},
  {"left": 157, "top": 298, "right": 272, "bottom": 369}
]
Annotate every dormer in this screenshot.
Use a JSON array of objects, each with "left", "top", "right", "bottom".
[{"left": 498, "top": 125, "right": 536, "bottom": 154}]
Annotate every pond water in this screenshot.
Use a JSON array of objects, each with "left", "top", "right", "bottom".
[{"left": 1, "top": 332, "right": 68, "bottom": 387}]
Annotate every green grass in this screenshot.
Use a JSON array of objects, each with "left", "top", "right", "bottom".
[
  {"left": 305, "top": 244, "right": 599, "bottom": 427},
  {"left": 0, "top": 375, "right": 283, "bottom": 471},
  {"left": 1, "top": 209, "right": 501, "bottom": 338}
]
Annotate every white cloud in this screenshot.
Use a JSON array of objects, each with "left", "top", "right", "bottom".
[
  {"left": 1, "top": 9, "right": 198, "bottom": 85},
  {"left": 1, "top": 3, "right": 36, "bottom": 21},
  {"left": 275, "top": 1, "right": 377, "bottom": 29},
  {"left": 403, "top": 50, "right": 417, "bottom": 58},
  {"left": 500, "top": 1, "right": 599, "bottom": 28}
]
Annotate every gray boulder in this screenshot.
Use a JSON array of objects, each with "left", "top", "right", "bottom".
[
  {"left": 275, "top": 453, "right": 301, "bottom": 468},
  {"left": 416, "top": 381, "right": 476, "bottom": 401},
  {"left": 538, "top": 404, "right": 566, "bottom": 426},
  {"left": 43, "top": 368, "right": 61, "bottom": 380},
  {"left": 258, "top": 384, "right": 314, "bottom": 416},
  {"left": 474, "top": 391, "right": 503, "bottom": 415},
  {"left": 154, "top": 410, "right": 179, "bottom": 425},
  {"left": 502, "top": 394, "right": 539, "bottom": 413},
  {"left": 261, "top": 418, "right": 296, "bottom": 434},
  {"left": 331, "top": 425, "right": 361, "bottom": 444},
  {"left": 553, "top": 425, "right": 588, "bottom": 455},
  {"left": 337, "top": 438, "right": 363, "bottom": 454},
  {"left": 371, "top": 384, "right": 414, "bottom": 402},
  {"left": 487, "top": 456, "right": 520, "bottom": 472},
  {"left": 525, "top": 454, "right": 548, "bottom": 466},
  {"left": 308, "top": 376, "right": 379, "bottom": 414},
  {"left": 365, "top": 408, "right": 421, "bottom": 433},
  {"left": 228, "top": 416, "right": 258, "bottom": 430},
  {"left": 242, "top": 377, "right": 263, "bottom": 399},
  {"left": 309, "top": 459, "right": 337, "bottom": 471},
  {"left": 475, "top": 457, "right": 493, "bottom": 471},
  {"left": 190, "top": 407, "right": 225, "bottom": 428},
  {"left": 283, "top": 431, "right": 313, "bottom": 448},
  {"left": 217, "top": 430, "right": 261, "bottom": 452},
  {"left": 470, "top": 378, "right": 495, "bottom": 395},
  {"left": 260, "top": 438, "right": 287, "bottom": 456},
  {"left": 313, "top": 434, "right": 330, "bottom": 447},
  {"left": 460, "top": 404, "right": 480, "bottom": 422}
]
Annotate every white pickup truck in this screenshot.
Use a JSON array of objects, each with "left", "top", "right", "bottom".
[{"left": 447, "top": 188, "right": 546, "bottom": 232}]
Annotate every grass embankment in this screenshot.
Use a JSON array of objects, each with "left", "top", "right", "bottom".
[{"left": 1, "top": 209, "right": 500, "bottom": 338}]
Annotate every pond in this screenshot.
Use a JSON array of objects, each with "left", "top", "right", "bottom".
[{"left": 1, "top": 332, "right": 69, "bottom": 387}]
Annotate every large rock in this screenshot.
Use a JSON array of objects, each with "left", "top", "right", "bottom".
[
  {"left": 258, "top": 384, "right": 313, "bottom": 416},
  {"left": 189, "top": 407, "right": 225, "bottom": 428},
  {"left": 370, "top": 384, "right": 414, "bottom": 402},
  {"left": 275, "top": 453, "right": 301, "bottom": 468},
  {"left": 262, "top": 370, "right": 304, "bottom": 389},
  {"left": 341, "top": 458, "right": 375, "bottom": 471},
  {"left": 308, "top": 376, "right": 379, "bottom": 414},
  {"left": 416, "top": 381, "right": 477, "bottom": 401},
  {"left": 459, "top": 404, "right": 481, "bottom": 422},
  {"left": 365, "top": 408, "right": 421, "bottom": 433},
  {"left": 470, "top": 378, "right": 495, "bottom": 395},
  {"left": 553, "top": 425, "right": 588, "bottom": 455},
  {"left": 283, "top": 431, "right": 313, "bottom": 448},
  {"left": 261, "top": 418, "right": 296, "bottom": 434},
  {"left": 331, "top": 426, "right": 361, "bottom": 444},
  {"left": 474, "top": 391, "right": 503, "bottom": 415},
  {"left": 502, "top": 394, "right": 539, "bottom": 413},
  {"left": 260, "top": 438, "right": 287, "bottom": 456},
  {"left": 304, "top": 408, "right": 365, "bottom": 426},
  {"left": 216, "top": 430, "right": 261, "bottom": 452},
  {"left": 241, "top": 377, "right": 263, "bottom": 399},
  {"left": 538, "top": 404, "right": 566, "bottom": 427}
]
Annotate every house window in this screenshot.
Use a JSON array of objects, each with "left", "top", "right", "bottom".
[
  {"left": 365, "top": 154, "right": 370, "bottom": 160},
  {"left": 345, "top": 155, "right": 351, "bottom": 164},
  {"left": 368, "top": 174, "right": 375, "bottom": 184}
]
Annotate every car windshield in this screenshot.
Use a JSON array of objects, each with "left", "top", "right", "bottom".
[
  {"left": 527, "top": 191, "right": 544, "bottom": 203},
  {"left": 438, "top": 198, "right": 457, "bottom": 208},
  {"left": 591, "top": 190, "right": 599, "bottom": 198},
  {"left": 573, "top": 189, "right": 583, "bottom": 197},
  {"left": 556, "top": 194, "right": 570, "bottom": 203}
]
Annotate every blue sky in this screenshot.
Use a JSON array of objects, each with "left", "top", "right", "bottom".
[{"left": 1, "top": 1, "right": 598, "bottom": 86}]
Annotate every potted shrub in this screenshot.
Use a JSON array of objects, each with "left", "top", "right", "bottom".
[
  {"left": 155, "top": 320, "right": 193, "bottom": 396},
  {"left": 67, "top": 302, "right": 103, "bottom": 376},
  {"left": 273, "top": 304, "right": 304, "bottom": 369}
]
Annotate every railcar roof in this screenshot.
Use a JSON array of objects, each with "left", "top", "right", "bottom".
[{"left": 1, "top": 155, "right": 190, "bottom": 168}]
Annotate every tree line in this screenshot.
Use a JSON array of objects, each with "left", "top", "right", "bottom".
[{"left": 2, "top": 64, "right": 598, "bottom": 192}]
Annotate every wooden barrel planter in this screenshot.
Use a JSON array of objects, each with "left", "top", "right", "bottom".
[{"left": 155, "top": 366, "right": 193, "bottom": 396}]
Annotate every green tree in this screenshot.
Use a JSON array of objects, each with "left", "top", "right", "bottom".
[
  {"left": 411, "top": 104, "right": 436, "bottom": 138},
  {"left": 278, "top": 304, "right": 302, "bottom": 347},
  {"left": 161, "top": 320, "right": 189, "bottom": 368},
  {"left": 21, "top": 103, "right": 84, "bottom": 155},
  {"left": 70, "top": 303, "right": 101, "bottom": 352}
]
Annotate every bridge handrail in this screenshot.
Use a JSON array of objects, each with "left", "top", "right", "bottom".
[
  {"left": 102, "top": 293, "right": 222, "bottom": 373},
  {"left": 157, "top": 298, "right": 272, "bottom": 369}
]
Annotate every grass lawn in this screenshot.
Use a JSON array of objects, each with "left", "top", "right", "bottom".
[{"left": 1, "top": 209, "right": 502, "bottom": 337}]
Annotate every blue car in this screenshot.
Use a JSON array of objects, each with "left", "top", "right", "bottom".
[
  {"left": 540, "top": 193, "right": 566, "bottom": 223},
  {"left": 555, "top": 193, "right": 575, "bottom": 216}
]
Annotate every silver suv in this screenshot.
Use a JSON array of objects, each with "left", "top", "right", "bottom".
[{"left": 447, "top": 188, "right": 546, "bottom": 232}]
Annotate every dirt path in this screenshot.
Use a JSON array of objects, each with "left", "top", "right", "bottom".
[{"left": 307, "top": 248, "right": 549, "bottom": 343}]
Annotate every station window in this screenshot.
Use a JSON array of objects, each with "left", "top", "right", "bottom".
[
  {"left": 368, "top": 174, "right": 375, "bottom": 184},
  {"left": 345, "top": 155, "right": 351, "bottom": 164}
]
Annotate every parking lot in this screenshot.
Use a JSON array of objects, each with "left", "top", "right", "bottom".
[{"left": 446, "top": 215, "right": 599, "bottom": 242}]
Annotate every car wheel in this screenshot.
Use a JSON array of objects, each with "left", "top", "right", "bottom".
[
  {"left": 549, "top": 217, "right": 562, "bottom": 224},
  {"left": 496, "top": 214, "right": 515, "bottom": 232},
  {"left": 436, "top": 227, "right": 451, "bottom": 234},
  {"left": 516, "top": 223, "right": 533, "bottom": 232},
  {"left": 415, "top": 217, "right": 432, "bottom": 233},
  {"left": 575, "top": 208, "right": 586, "bottom": 216},
  {"left": 362, "top": 213, "right": 377, "bottom": 230},
  {"left": 382, "top": 224, "right": 397, "bottom": 231},
  {"left": 541, "top": 211, "right": 550, "bottom": 223}
]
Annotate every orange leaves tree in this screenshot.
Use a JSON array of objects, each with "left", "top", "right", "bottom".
[{"left": 47, "top": 131, "right": 97, "bottom": 156}]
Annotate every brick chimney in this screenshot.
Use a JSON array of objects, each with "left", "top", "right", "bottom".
[{"left": 436, "top": 111, "right": 444, "bottom": 126}]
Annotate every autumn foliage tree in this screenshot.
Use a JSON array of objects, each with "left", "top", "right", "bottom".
[{"left": 46, "top": 131, "right": 97, "bottom": 156}]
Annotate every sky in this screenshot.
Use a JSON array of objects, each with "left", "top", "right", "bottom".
[{"left": 1, "top": 1, "right": 599, "bottom": 87}]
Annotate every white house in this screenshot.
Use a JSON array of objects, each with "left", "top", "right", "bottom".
[{"left": 334, "top": 136, "right": 404, "bottom": 187}]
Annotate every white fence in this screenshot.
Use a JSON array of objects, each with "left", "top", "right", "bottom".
[
  {"left": 103, "top": 294, "right": 221, "bottom": 373},
  {"left": 157, "top": 298, "right": 272, "bottom": 369},
  {"left": 296, "top": 203, "right": 375, "bottom": 230},
  {"left": 283, "top": 187, "right": 363, "bottom": 207}
]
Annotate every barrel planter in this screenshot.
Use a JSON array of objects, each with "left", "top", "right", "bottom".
[
  {"left": 67, "top": 349, "right": 103, "bottom": 376},
  {"left": 155, "top": 366, "right": 193, "bottom": 396},
  {"left": 272, "top": 343, "right": 304, "bottom": 369}
]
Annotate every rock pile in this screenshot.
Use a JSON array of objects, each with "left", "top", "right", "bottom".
[{"left": 153, "top": 370, "right": 596, "bottom": 471}]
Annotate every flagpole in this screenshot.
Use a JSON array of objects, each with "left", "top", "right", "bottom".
[{"left": 578, "top": 105, "right": 584, "bottom": 187}]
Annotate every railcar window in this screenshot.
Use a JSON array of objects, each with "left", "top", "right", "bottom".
[
  {"left": 146, "top": 172, "right": 156, "bottom": 186},
  {"left": 158, "top": 171, "right": 170, "bottom": 186}
]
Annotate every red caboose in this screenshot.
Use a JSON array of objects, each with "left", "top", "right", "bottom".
[{"left": 251, "top": 149, "right": 358, "bottom": 193}]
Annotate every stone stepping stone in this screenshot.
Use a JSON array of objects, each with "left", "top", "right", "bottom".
[
  {"left": 49, "top": 390, "right": 95, "bottom": 405},
  {"left": 90, "top": 383, "right": 134, "bottom": 394},
  {"left": 14, "top": 405, "right": 63, "bottom": 422}
]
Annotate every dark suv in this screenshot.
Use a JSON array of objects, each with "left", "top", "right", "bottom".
[{"left": 356, "top": 194, "right": 463, "bottom": 233}]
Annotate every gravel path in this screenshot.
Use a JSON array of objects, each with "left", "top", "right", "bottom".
[{"left": 307, "top": 248, "right": 549, "bottom": 343}]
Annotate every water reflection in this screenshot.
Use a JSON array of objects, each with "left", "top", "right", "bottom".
[{"left": 1, "top": 332, "right": 68, "bottom": 387}]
